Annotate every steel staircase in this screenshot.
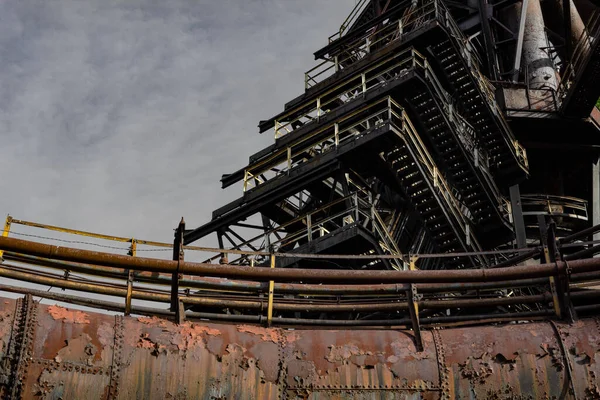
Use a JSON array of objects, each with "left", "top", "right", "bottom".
[
  {"left": 382, "top": 114, "right": 487, "bottom": 267},
  {"left": 406, "top": 90, "right": 512, "bottom": 243},
  {"left": 430, "top": 39, "right": 526, "bottom": 183}
]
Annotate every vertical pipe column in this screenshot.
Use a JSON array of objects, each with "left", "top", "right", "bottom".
[
  {"left": 564, "top": 0, "right": 586, "bottom": 52},
  {"left": 522, "top": 0, "right": 559, "bottom": 89}
]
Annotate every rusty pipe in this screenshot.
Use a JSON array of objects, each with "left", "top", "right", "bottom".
[
  {"left": 4, "top": 251, "right": 559, "bottom": 295},
  {"left": 0, "top": 264, "right": 564, "bottom": 315},
  {"left": 2, "top": 236, "right": 600, "bottom": 283}
]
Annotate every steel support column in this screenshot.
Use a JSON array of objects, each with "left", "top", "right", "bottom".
[
  {"left": 510, "top": 185, "right": 527, "bottom": 248},
  {"left": 593, "top": 157, "right": 600, "bottom": 242}
]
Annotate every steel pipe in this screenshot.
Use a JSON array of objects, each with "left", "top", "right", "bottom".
[
  {"left": 2, "top": 251, "right": 556, "bottom": 295},
  {"left": 2, "top": 236, "right": 600, "bottom": 283}
]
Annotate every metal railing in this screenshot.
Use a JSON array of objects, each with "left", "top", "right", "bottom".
[
  {"left": 1, "top": 223, "right": 599, "bottom": 329},
  {"left": 521, "top": 195, "right": 588, "bottom": 221},
  {"left": 301, "top": 0, "right": 527, "bottom": 172},
  {"left": 308, "top": 0, "right": 437, "bottom": 88},
  {"left": 558, "top": 10, "right": 600, "bottom": 102},
  {"left": 268, "top": 50, "right": 504, "bottom": 226},
  {"left": 247, "top": 96, "right": 394, "bottom": 191},
  {"left": 388, "top": 99, "right": 485, "bottom": 259},
  {"left": 329, "top": 0, "right": 371, "bottom": 43},
  {"left": 277, "top": 46, "right": 418, "bottom": 139},
  {"left": 250, "top": 104, "right": 490, "bottom": 260}
]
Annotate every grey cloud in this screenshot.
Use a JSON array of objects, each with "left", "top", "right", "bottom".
[{"left": 0, "top": 0, "right": 353, "bottom": 244}]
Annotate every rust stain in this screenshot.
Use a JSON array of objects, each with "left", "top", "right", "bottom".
[
  {"left": 137, "top": 315, "right": 167, "bottom": 326},
  {"left": 48, "top": 305, "right": 90, "bottom": 324},
  {"left": 172, "top": 323, "right": 221, "bottom": 351},
  {"left": 237, "top": 325, "right": 279, "bottom": 343},
  {"left": 325, "top": 344, "right": 362, "bottom": 364},
  {"left": 54, "top": 333, "right": 98, "bottom": 365}
]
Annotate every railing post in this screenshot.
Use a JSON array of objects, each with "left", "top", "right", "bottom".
[
  {"left": 317, "top": 97, "right": 322, "bottom": 120},
  {"left": 267, "top": 254, "right": 276, "bottom": 327},
  {"left": 361, "top": 73, "right": 367, "bottom": 94},
  {"left": 407, "top": 257, "right": 423, "bottom": 352},
  {"left": 307, "top": 213, "right": 313, "bottom": 241},
  {"left": 304, "top": 73, "right": 309, "bottom": 90},
  {"left": 0, "top": 215, "right": 12, "bottom": 260},
  {"left": 171, "top": 218, "right": 185, "bottom": 324},
  {"left": 398, "top": 19, "right": 403, "bottom": 35},
  {"left": 334, "top": 123, "right": 340, "bottom": 147},
  {"left": 287, "top": 147, "right": 292, "bottom": 172},
  {"left": 537, "top": 216, "right": 565, "bottom": 319},
  {"left": 334, "top": 55, "right": 340, "bottom": 72},
  {"left": 125, "top": 238, "right": 137, "bottom": 316},
  {"left": 465, "top": 224, "right": 471, "bottom": 246}
]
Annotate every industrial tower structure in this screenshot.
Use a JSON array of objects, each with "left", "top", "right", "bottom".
[
  {"left": 3, "top": 1, "right": 600, "bottom": 397},
  {"left": 185, "top": 0, "right": 600, "bottom": 267}
]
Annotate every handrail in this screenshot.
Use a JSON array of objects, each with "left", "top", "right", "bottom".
[
  {"left": 557, "top": 10, "right": 600, "bottom": 103},
  {"left": 248, "top": 96, "right": 486, "bottom": 260},
  {"left": 329, "top": 0, "right": 372, "bottom": 43},
  {"left": 270, "top": 49, "right": 502, "bottom": 220},
  {"left": 389, "top": 103, "right": 484, "bottom": 258},
  {"left": 302, "top": 0, "right": 527, "bottom": 172},
  {"left": 521, "top": 194, "right": 588, "bottom": 221},
  {"left": 246, "top": 96, "right": 394, "bottom": 191},
  {"left": 279, "top": 46, "right": 418, "bottom": 139},
  {"left": 308, "top": 0, "right": 438, "bottom": 89}
]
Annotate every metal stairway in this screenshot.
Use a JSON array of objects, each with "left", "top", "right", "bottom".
[
  {"left": 407, "top": 90, "right": 512, "bottom": 243},
  {"left": 560, "top": 12, "right": 600, "bottom": 118},
  {"left": 430, "top": 39, "right": 526, "bottom": 183},
  {"left": 382, "top": 112, "right": 486, "bottom": 267}
]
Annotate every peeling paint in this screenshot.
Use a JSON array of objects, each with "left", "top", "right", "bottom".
[
  {"left": 3, "top": 299, "right": 600, "bottom": 399},
  {"left": 54, "top": 334, "right": 98, "bottom": 365},
  {"left": 48, "top": 305, "right": 90, "bottom": 324},
  {"left": 237, "top": 325, "right": 279, "bottom": 343}
]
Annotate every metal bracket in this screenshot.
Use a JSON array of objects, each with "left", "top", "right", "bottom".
[
  {"left": 0, "top": 215, "right": 12, "bottom": 261},
  {"left": 125, "top": 270, "right": 134, "bottom": 316},
  {"left": 171, "top": 218, "right": 185, "bottom": 324},
  {"left": 125, "top": 239, "right": 137, "bottom": 316},
  {"left": 267, "top": 254, "right": 276, "bottom": 327}
]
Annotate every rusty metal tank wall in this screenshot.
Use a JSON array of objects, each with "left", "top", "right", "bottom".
[{"left": 1, "top": 296, "right": 599, "bottom": 400}]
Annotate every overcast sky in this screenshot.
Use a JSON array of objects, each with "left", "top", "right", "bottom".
[{"left": 0, "top": 0, "right": 355, "bottom": 246}]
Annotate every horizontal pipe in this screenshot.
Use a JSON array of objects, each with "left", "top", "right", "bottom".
[
  {"left": 0, "top": 282, "right": 556, "bottom": 328},
  {"left": 558, "top": 222, "right": 600, "bottom": 244},
  {"left": 563, "top": 244, "right": 600, "bottom": 260},
  {"left": 0, "top": 264, "right": 564, "bottom": 315},
  {"left": 3, "top": 252, "right": 554, "bottom": 295},
  {"left": 0, "top": 282, "right": 264, "bottom": 323},
  {"left": 2, "top": 236, "right": 600, "bottom": 283},
  {"left": 488, "top": 249, "right": 539, "bottom": 269}
]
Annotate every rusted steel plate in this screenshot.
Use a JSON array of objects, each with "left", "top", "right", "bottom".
[
  {"left": 3, "top": 296, "right": 600, "bottom": 400},
  {"left": 22, "top": 302, "right": 114, "bottom": 399},
  {"left": 440, "top": 322, "right": 569, "bottom": 399},
  {"left": 0, "top": 297, "right": 16, "bottom": 361}
]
